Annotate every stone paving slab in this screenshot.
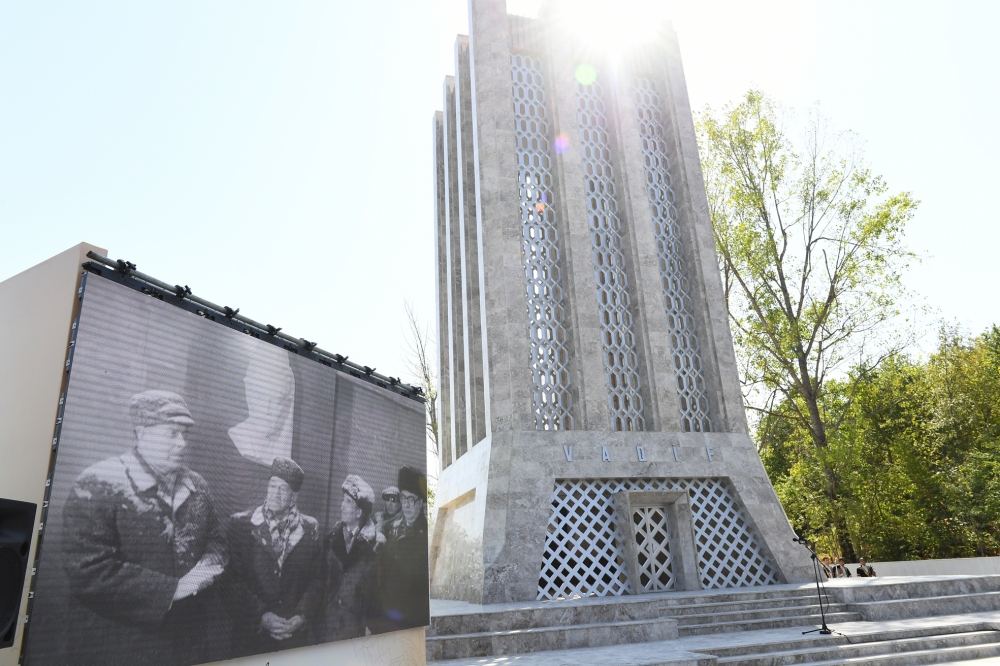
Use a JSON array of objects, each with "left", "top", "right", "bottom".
[{"left": 428, "top": 610, "right": 1000, "bottom": 665}]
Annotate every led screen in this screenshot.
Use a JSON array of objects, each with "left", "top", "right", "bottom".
[{"left": 22, "top": 272, "right": 428, "bottom": 665}]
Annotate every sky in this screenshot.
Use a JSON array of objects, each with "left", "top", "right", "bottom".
[{"left": 1, "top": 0, "right": 997, "bottom": 385}]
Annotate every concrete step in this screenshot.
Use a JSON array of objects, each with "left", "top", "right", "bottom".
[
  {"left": 716, "top": 630, "right": 1000, "bottom": 665},
  {"left": 425, "top": 616, "right": 678, "bottom": 661},
  {"left": 664, "top": 595, "right": 829, "bottom": 617},
  {"left": 679, "top": 611, "right": 864, "bottom": 637},
  {"left": 675, "top": 603, "right": 849, "bottom": 627},
  {"left": 847, "top": 590, "right": 1000, "bottom": 621},
  {"left": 796, "top": 640, "right": 1000, "bottom": 665},
  {"left": 430, "top": 589, "right": 824, "bottom": 636}
]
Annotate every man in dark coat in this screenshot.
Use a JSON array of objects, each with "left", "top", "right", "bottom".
[
  {"left": 856, "top": 557, "right": 877, "bottom": 577},
  {"left": 375, "top": 466, "right": 429, "bottom": 633},
  {"left": 225, "top": 456, "right": 323, "bottom": 655},
  {"left": 321, "top": 474, "right": 378, "bottom": 641},
  {"left": 61, "top": 390, "right": 226, "bottom": 666}
]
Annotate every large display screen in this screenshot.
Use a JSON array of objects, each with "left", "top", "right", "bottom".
[{"left": 22, "top": 272, "right": 428, "bottom": 665}]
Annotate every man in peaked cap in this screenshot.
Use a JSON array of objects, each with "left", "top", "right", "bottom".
[
  {"left": 225, "top": 456, "right": 323, "bottom": 654},
  {"left": 62, "top": 389, "right": 226, "bottom": 665},
  {"left": 321, "top": 473, "right": 379, "bottom": 641},
  {"left": 374, "top": 485, "right": 403, "bottom": 543},
  {"left": 375, "top": 466, "right": 429, "bottom": 634}
]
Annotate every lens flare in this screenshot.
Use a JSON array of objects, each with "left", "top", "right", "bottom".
[
  {"left": 553, "top": 132, "right": 570, "bottom": 154},
  {"left": 574, "top": 63, "right": 598, "bottom": 86}
]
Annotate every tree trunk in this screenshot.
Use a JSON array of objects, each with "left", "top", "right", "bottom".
[{"left": 798, "top": 357, "right": 857, "bottom": 561}]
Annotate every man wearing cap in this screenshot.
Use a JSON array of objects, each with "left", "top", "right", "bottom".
[
  {"left": 225, "top": 456, "right": 323, "bottom": 654},
  {"left": 62, "top": 389, "right": 226, "bottom": 665},
  {"left": 376, "top": 466, "right": 429, "bottom": 633},
  {"left": 374, "top": 486, "right": 403, "bottom": 543},
  {"left": 321, "top": 474, "right": 378, "bottom": 640}
]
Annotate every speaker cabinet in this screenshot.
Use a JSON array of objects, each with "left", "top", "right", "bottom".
[{"left": 0, "top": 499, "right": 35, "bottom": 648}]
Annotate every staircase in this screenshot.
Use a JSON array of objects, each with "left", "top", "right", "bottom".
[{"left": 427, "top": 576, "right": 1000, "bottom": 665}]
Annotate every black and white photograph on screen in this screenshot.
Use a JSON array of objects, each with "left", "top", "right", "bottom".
[{"left": 22, "top": 273, "right": 428, "bottom": 666}]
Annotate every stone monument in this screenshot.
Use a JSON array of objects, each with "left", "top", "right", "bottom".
[{"left": 431, "top": 0, "right": 811, "bottom": 604}]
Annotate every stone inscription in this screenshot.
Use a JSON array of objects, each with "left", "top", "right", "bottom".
[{"left": 560, "top": 444, "right": 717, "bottom": 463}]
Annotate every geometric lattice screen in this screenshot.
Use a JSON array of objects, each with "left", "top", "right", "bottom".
[
  {"left": 632, "top": 505, "right": 675, "bottom": 592},
  {"left": 537, "top": 478, "right": 779, "bottom": 600},
  {"left": 511, "top": 53, "right": 574, "bottom": 431},
  {"left": 634, "top": 76, "right": 714, "bottom": 433},
  {"left": 575, "top": 77, "right": 646, "bottom": 432}
]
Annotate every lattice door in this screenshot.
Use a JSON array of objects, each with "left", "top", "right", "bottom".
[
  {"left": 631, "top": 505, "right": 674, "bottom": 592},
  {"left": 537, "top": 477, "right": 779, "bottom": 600}
]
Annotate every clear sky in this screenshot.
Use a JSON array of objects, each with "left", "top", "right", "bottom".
[{"left": 1, "top": 1, "right": 996, "bottom": 384}]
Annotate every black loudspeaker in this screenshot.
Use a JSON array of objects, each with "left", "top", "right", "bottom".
[{"left": 0, "top": 498, "right": 36, "bottom": 648}]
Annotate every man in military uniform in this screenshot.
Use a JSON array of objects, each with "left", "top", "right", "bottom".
[
  {"left": 375, "top": 466, "right": 429, "bottom": 633},
  {"left": 374, "top": 485, "right": 403, "bottom": 543},
  {"left": 62, "top": 390, "right": 226, "bottom": 666},
  {"left": 225, "top": 456, "right": 323, "bottom": 655}
]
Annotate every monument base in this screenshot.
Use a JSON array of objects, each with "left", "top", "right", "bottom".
[{"left": 430, "top": 431, "right": 814, "bottom": 605}]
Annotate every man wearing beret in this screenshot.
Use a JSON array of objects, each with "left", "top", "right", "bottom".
[
  {"left": 225, "top": 456, "right": 323, "bottom": 655},
  {"left": 321, "top": 474, "right": 379, "bottom": 640},
  {"left": 375, "top": 466, "right": 429, "bottom": 633},
  {"left": 62, "top": 390, "right": 226, "bottom": 665}
]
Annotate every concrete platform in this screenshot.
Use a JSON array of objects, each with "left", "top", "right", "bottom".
[{"left": 428, "top": 576, "right": 1000, "bottom": 665}]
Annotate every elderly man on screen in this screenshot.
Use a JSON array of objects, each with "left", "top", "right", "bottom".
[
  {"left": 62, "top": 390, "right": 226, "bottom": 665},
  {"left": 376, "top": 466, "right": 429, "bottom": 633},
  {"left": 322, "top": 474, "right": 379, "bottom": 641},
  {"left": 225, "top": 456, "right": 323, "bottom": 653}
]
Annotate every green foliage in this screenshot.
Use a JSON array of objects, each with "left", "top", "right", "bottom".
[
  {"left": 698, "top": 90, "right": 919, "bottom": 560},
  {"left": 760, "top": 328, "right": 1000, "bottom": 560}
]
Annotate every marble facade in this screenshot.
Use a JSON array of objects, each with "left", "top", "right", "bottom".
[{"left": 431, "top": 0, "right": 812, "bottom": 604}]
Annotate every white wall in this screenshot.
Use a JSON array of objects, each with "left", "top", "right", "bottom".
[{"left": 854, "top": 557, "right": 1000, "bottom": 577}]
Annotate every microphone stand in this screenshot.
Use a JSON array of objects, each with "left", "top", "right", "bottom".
[{"left": 794, "top": 537, "right": 833, "bottom": 635}]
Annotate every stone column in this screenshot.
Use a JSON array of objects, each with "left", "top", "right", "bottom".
[
  {"left": 433, "top": 111, "right": 454, "bottom": 468},
  {"left": 455, "top": 36, "right": 487, "bottom": 449},
  {"left": 444, "top": 76, "right": 469, "bottom": 455},
  {"left": 468, "top": 0, "right": 535, "bottom": 433}
]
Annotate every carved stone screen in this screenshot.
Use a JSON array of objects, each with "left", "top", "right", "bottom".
[
  {"left": 511, "top": 53, "right": 575, "bottom": 431},
  {"left": 21, "top": 271, "right": 428, "bottom": 666},
  {"left": 634, "top": 77, "right": 714, "bottom": 433},
  {"left": 576, "top": 77, "right": 646, "bottom": 432},
  {"left": 537, "top": 478, "right": 779, "bottom": 600}
]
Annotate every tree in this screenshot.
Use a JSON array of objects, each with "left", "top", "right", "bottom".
[
  {"left": 698, "top": 91, "right": 919, "bottom": 559},
  {"left": 759, "top": 327, "right": 1000, "bottom": 560},
  {"left": 404, "top": 302, "right": 440, "bottom": 482}
]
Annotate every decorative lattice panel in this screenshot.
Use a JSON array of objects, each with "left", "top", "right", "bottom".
[
  {"left": 576, "top": 77, "right": 645, "bottom": 432},
  {"left": 632, "top": 505, "right": 674, "bottom": 592},
  {"left": 511, "top": 54, "right": 574, "bottom": 431},
  {"left": 537, "top": 478, "right": 779, "bottom": 600},
  {"left": 634, "top": 77, "right": 713, "bottom": 432}
]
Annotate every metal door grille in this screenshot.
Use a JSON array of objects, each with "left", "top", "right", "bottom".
[
  {"left": 634, "top": 77, "right": 713, "bottom": 432},
  {"left": 576, "top": 77, "right": 645, "bottom": 432},
  {"left": 536, "top": 477, "right": 778, "bottom": 599},
  {"left": 632, "top": 505, "right": 674, "bottom": 591},
  {"left": 511, "top": 53, "right": 574, "bottom": 430}
]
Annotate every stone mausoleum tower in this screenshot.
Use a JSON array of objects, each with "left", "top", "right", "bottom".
[{"left": 431, "top": 0, "right": 810, "bottom": 604}]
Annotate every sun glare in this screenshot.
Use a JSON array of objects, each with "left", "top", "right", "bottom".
[{"left": 547, "top": 0, "right": 669, "bottom": 59}]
